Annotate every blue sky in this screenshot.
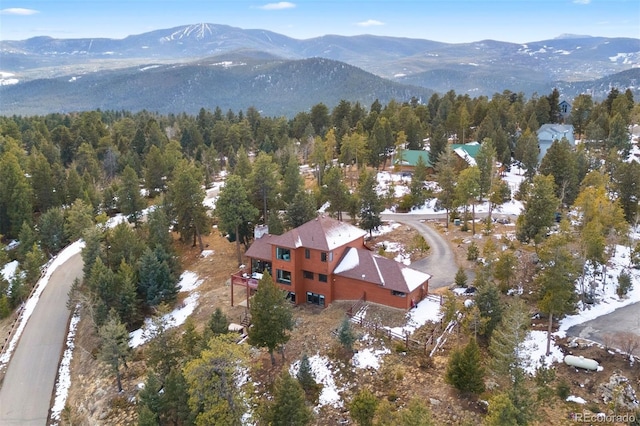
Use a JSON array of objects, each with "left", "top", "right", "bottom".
[{"left": 1, "top": 0, "right": 638, "bottom": 43}]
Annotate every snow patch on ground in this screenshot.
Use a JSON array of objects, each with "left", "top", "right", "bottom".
[
  {"left": 352, "top": 347, "right": 390, "bottom": 369},
  {"left": 49, "top": 305, "right": 81, "bottom": 425},
  {"left": 177, "top": 270, "right": 204, "bottom": 292},
  {"left": 1, "top": 260, "right": 18, "bottom": 283},
  {"left": 289, "top": 354, "right": 344, "bottom": 409},
  {"left": 566, "top": 395, "right": 587, "bottom": 404},
  {"left": 520, "top": 330, "right": 564, "bottom": 375}
]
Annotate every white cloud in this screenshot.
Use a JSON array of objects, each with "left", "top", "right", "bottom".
[
  {"left": 356, "top": 19, "right": 385, "bottom": 27},
  {"left": 259, "top": 2, "right": 296, "bottom": 10},
  {"left": 573, "top": 0, "right": 591, "bottom": 4},
  {"left": 0, "top": 8, "right": 39, "bottom": 15}
]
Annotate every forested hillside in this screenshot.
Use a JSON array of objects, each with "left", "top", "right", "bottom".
[{"left": 1, "top": 86, "right": 640, "bottom": 424}]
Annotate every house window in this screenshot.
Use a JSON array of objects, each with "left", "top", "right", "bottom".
[
  {"left": 306, "top": 292, "right": 325, "bottom": 306},
  {"left": 391, "top": 290, "right": 406, "bottom": 297},
  {"left": 305, "top": 249, "right": 310, "bottom": 259},
  {"left": 276, "top": 269, "right": 291, "bottom": 285},
  {"left": 286, "top": 292, "right": 296, "bottom": 303},
  {"left": 276, "top": 247, "right": 291, "bottom": 261},
  {"left": 319, "top": 274, "right": 328, "bottom": 283},
  {"left": 321, "top": 252, "right": 328, "bottom": 262},
  {"left": 303, "top": 270, "right": 314, "bottom": 280}
]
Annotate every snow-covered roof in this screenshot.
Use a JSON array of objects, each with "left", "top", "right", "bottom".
[
  {"left": 270, "top": 216, "right": 367, "bottom": 251},
  {"left": 334, "top": 247, "right": 430, "bottom": 293}
]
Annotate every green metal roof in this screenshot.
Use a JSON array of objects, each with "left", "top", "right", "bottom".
[
  {"left": 394, "top": 150, "right": 433, "bottom": 168},
  {"left": 451, "top": 143, "right": 481, "bottom": 159}
]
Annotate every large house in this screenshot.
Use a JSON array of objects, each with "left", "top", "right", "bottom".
[
  {"left": 537, "top": 124, "right": 575, "bottom": 160},
  {"left": 231, "top": 216, "right": 431, "bottom": 310}
]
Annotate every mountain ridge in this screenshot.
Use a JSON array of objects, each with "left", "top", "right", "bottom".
[{"left": 1, "top": 23, "right": 638, "bottom": 116}]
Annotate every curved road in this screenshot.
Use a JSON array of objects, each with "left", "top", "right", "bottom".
[
  {"left": 0, "top": 252, "right": 83, "bottom": 425},
  {"left": 381, "top": 214, "right": 460, "bottom": 289}
]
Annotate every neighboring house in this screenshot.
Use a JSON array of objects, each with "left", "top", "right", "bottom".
[
  {"left": 394, "top": 150, "right": 434, "bottom": 175},
  {"left": 537, "top": 124, "right": 575, "bottom": 160},
  {"left": 451, "top": 142, "right": 481, "bottom": 168},
  {"left": 559, "top": 100, "right": 571, "bottom": 121},
  {"left": 231, "top": 216, "right": 431, "bottom": 310}
]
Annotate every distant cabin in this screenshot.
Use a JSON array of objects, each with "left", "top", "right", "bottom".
[
  {"left": 394, "top": 150, "right": 434, "bottom": 175},
  {"left": 394, "top": 142, "right": 481, "bottom": 174},
  {"left": 537, "top": 124, "right": 575, "bottom": 160},
  {"left": 559, "top": 100, "right": 571, "bottom": 121}
]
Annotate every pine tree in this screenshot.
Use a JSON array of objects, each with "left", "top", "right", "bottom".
[
  {"left": 399, "top": 398, "right": 434, "bottom": 426},
  {"left": 64, "top": 198, "right": 94, "bottom": 242},
  {"left": 215, "top": 174, "right": 259, "bottom": 265},
  {"left": 38, "top": 207, "right": 67, "bottom": 256},
  {"left": 338, "top": 316, "right": 357, "bottom": 353},
  {"left": 248, "top": 152, "right": 281, "bottom": 222},
  {"left": 435, "top": 147, "right": 458, "bottom": 228},
  {"left": 137, "top": 247, "right": 177, "bottom": 307},
  {"left": 296, "top": 353, "right": 317, "bottom": 396},
  {"left": 445, "top": 338, "right": 485, "bottom": 394},
  {"left": 0, "top": 151, "right": 33, "bottom": 239},
  {"left": 358, "top": 169, "right": 383, "bottom": 237},
  {"left": 98, "top": 311, "right": 131, "bottom": 392},
  {"left": 281, "top": 155, "right": 304, "bottom": 206},
  {"left": 350, "top": 388, "right": 378, "bottom": 426},
  {"left": 286, "top": 191, "right": 318, "bottom": 229},
  {"left": 475, "top": 282, "right": 503, "bottom": 340},
  {"left": 455, "top": 267, "right": 468, "bottom": 288},
  {"left": 516, "top": 174, "right": 559, "bottom": 244},
  {"left": 207, "top": 307, "right": 230, "bottom": 336},
  {"left": 455, "top": 166, "right": 481, "bottom": 234},
  {"left": 264, "top": 371, "right": 313, "bottom": 426},
  {"left": 537, "top": 233, "right": 578, "bottom": 355},
  {"left": 248, "top": 272, "right": 294, "bottom": 365},
  {"left": 184, "top": 334, "right": 249, "bottom": 426},
  {"left": 484, "top": 392, "right": 520, "bottom": 426},
  {"left": 117, "top": 165, "right": 146, "bottom": 226},
  {"left": 167, "top": 161, "right": 210, "bottom": 250}
]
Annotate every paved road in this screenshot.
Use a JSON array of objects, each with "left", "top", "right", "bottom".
[
  {"left": 566, "top": 302, "right": 640, "bottom": 346},
  {"left": 381, "top": 214, "right": 460, "bottom": 289},
  {"left": 0, "top": 252, "right": 83, "bottom": 426}
]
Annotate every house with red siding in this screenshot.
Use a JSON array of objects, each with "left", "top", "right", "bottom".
[{"left": 231, "top": 216, "right": 430, "bottom": 310}]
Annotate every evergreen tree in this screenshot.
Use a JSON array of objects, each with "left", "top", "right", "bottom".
[
  {"left": 207, "top": 307, "right": 230, "bottom": 336},
  {"left": 454, "top": 267, "right": 468, "bottom": 288},
  {"left": 117, "top": 165, "right": 146, "bottom": 226},
  {"left": 281, "top": 155, "right": 304, "bottom": 206},
  {"left": 98, "top": 310, "right": 131, "bottom": 392},
  {"left": 115, "top": 259, "right": 139, "bottom": 328},
  {"left": 539, "top": 138, "right": 578, "bottom": 206},
  {"left": 135, "top": 247, "right": 175, "bottom": 308},
  {"left": 248, "top": 152, "right": 281, "bottom": 222},
  {"left": 338, "top": 316, "right": 357, "bottom": 352},
  {"left": 435, "top": 147, "right": 458, "bottom": 228},
  {"left": 0, "top": 151, "right": 33, "bottom": 239},
  {"left": 537, "top": 233, "right": 578, "bottom": 355},
  {"left": 248, "top": 272, "right": 294, "bottom": 365},
  {"left": 22, "top": 243, "right": 45, "bottom": 286},
  {"left": 399, "top": 398, "right": 434, "bottom": 426},
  {"left": 357, "top": 169, "right": 383, "bottom": 237},
  {"left": 296, "top": 353, "right": 317, "bottom": 396},
  {"left": 286, "top": 191, "right": 318, "bottom": 229},
  {"left": 322, "top": 167, "right": 351, "bottom": 221},
  {"left": 350, "top": 388, "right": 378, "bottom": 426},
  {"left": 475, "top": 282, "right": 503, "bottom": 340},
  {"left": 455, "top": 166, "right": 481, "bottom": 234},
  {"left": 410, "top": 155, "right": 428, "bottom": 207},
  {"left": 215, "top": 174, "right": 259, "bottom": 265},
  {"left": 267, "top": 210, "right": 285, "bottom": 235},
  {"left": 476, "top": 138, "right": 497, "bottom": 201},
  {"left": 81, "top": 227, "right": 103, "bottom": 278},
  {"left": 445, "top": 338, "right": 485, "bottom": 394},
  {"left": 64, "top": 198, "right": 94, "bottom": 242},
  {"left": 263, "top": 371, "right": 313, "bottom": 426},
  {"left": 514, "top": 129, "right": 539, "bottom": 180},
  {"left": 184, "top": 334, "right": 249, "bottom": 426},
  {"left": 167, "top": 161, "right": 210, "bottom": 250},
  {"left": 484, "top": 392, "right": 520, "bottom": 426},
  {"left": 38, "top": 207, "right": 68, "bottom": 256},
  {"left": 144, "top": 145, "right": 168, "bottom": 197},
  {"left": 161, "top": 368, "right": 191, "bottom": 425},
  {"left": 516, "top": 175, "right": 559, "bottom": 244}
]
